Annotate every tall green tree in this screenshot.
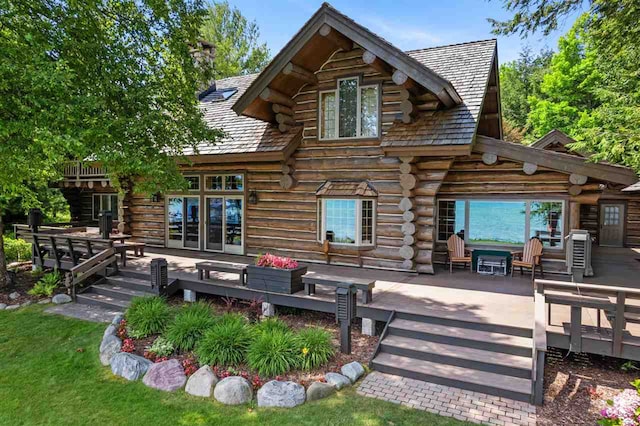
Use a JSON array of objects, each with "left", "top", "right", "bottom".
[
  {"left": 0, "top": 0, "right": 222, "bottom": 287},
  {"left": 200, "top": 1, "right": 270, "bottom": 79},
  {"left": 499, "top": 47, "right": 552, "bottom": 141}
]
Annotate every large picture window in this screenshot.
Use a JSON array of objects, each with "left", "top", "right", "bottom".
[
  {"left": 319, "top": 77, "right": 379, "bottom": 140},
  {"left": 319, "top": 198, "right": 375, "bottom": 246},
  {"left": 92, "top": 194, "right": 118, "bottom": 220},
  {"left": 437, "top": 199, "right": 565, "bottom": 248}
]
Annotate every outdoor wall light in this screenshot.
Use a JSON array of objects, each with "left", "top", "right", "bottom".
[
  {"left": 151, "top": 192, "right": 162, "bottom": 203},
  {"left": 248, "top": 189, "right": 258, "bottom": 204}
]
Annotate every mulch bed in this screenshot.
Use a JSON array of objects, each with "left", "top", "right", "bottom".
[
  {"left": 538, "top": 347, "right": 637, "bottom": 425},
  {"left": 123, "top": 293, "right": 378, "bottom": 387},
  {"left": 0, "top": 265, "right": 65, "bottom": 305}
]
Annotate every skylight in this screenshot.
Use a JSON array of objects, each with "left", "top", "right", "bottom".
[{"left": 210, "top": 87, "right": 238, "bottom": 102}]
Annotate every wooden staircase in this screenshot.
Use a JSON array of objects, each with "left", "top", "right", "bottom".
[
  {"left": 371, "top": 312, "right": 535, "bottom": 403},
  {"left": 76, "top": 270, "right": 160, "bottom": 311}
]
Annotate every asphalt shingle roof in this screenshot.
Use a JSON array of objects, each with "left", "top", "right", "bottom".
[
  {"left": 193, "top": 39, "right": 496, "bottom": 155},
  {"left": 382, "top": 39, "right": 497, "bottom": 148}
]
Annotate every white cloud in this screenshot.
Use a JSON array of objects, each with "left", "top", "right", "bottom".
[{"left": 361, "top": 16, "right": 443, "bottom": 50}]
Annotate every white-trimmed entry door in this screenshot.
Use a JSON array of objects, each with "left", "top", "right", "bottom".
[
  {"left": 167, "top": 196, "right": 200, "bottom": 249},
  {"left": 205, "top": 195, "right": 244, "bottom": 254}
]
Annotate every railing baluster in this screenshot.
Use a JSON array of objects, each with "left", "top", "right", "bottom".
[
  {"left": 67, "top": 238, "right": 77, "bottom": 266},
  {"left": 50, "top": 236, "right": 61, "bottom": 270},
  {"left": 613, "top": 291, "right": 626, "bottom": 357},
  {"left": 570, "top": 306, "right": 582, "bottom": 353}
]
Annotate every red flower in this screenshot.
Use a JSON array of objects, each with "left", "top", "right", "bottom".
[
  {"left": 121, "top": 338, "right": 135, "bottom": 353},
  {"left": 256, "top": 253, "right": 299, "bottom": 270}
]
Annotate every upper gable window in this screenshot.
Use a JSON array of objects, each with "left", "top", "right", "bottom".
[{"left": 319, "top": 77, "right": 379, "bottom": 140}]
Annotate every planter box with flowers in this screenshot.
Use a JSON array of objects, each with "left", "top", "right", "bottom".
[{"left": 246, "top": 253, "right": 307, "bottom": 294}]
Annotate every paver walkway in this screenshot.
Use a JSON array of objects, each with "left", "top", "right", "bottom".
[
  {"left": 357, "top": 372, "right": 536, "bottom": 426},
  {"left": 45, "top": 303, "right": 122, "bottom": 323}
]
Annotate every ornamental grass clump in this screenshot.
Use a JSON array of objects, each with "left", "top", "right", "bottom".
[
  {"left": 296, "top": 327, "right": 335, "bottom": 370},
  {"left": 247, "top": 330, "right": 299, "bottom": 377},
  {"left": 125, "top": 296, "right": 172, "bottom": 338},
  {"left": 196, "top": 313, "right": 253, "bottom": 366},
  {"left": 253, "top": 317, "right": 290, "bottom": 336},
  {"left": 164, "top": 302, "right": 216, "bottom": 352}
]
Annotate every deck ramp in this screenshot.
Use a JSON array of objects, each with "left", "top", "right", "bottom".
[{"left": 371, "top": 312, "right": 535, "bottom": 403}]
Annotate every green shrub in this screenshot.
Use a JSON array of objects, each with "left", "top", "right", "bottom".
[
  {"left": 296, "top": 327, "right": 334, "bottom": 370},
  {"left": 253, "top": 317, "right": 290, "bottom": 336},
  {"left": 4, "top": 236, "right": 32, "bottom": 263},
  {"left": 126, "top": 296, "right": 172, "bottom": 338},
  {"left": 247, "top": 330, "right": 299, "bottom": 377},
  {"left": 148, "top": 337, "right": 175, "bottom": 357},
  {"left": 196, "top": 314, "right": 253, "bottom": 366},
  {"left": 28, "top": 271, "right": 61, "bottom": 297},
  {"left": 165, "top": 302, "right": 216, "bottom": 352}
]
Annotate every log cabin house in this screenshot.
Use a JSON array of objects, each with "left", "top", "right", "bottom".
[{"left": 59, "top": 3, "right": 640, "bottom": 275}]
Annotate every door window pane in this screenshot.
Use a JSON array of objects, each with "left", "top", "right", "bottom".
[
  {"left": 469, "top": 201, "right": 526, "bottom": 245},
  {"left": 530, "top": 201, "right": 563, "bottom": 247},
  {"left": 225, "top": 175, "right": 243, "bottom": 191},
  {"left": 320, "top": 92, "right": 336, "bottom": 139},
  {"left": 225, "top": 198, "right": 243, "bottom": 247},
  {"left": 604, "top": 206, "right": 620, "bottom": 225},
  {"left": 325, "top": 199, "right": 356, "bottom": 244},
  {"left": 206, "top": 198, "right": 223, "bottom": 251},
  {"left": 184, "top": 198, "right": 199, "bottom": 248},
  {"left": 206, "top": 175, "right": 223, "bottom": 190},
  {"left": 438, "top": 200, "right": 466, "bottom": 241},
  {"left": 360, "top": 86, "right": 378, "bottom": 137},
  {"left": 168, "top": 198, "right": 184, "bottom": 242},
  {"left": 109, "top": 195, "right": 118, "bottom": 219},
  {"left": 338, "top": 79, "right": 357, "bottom": 138}
]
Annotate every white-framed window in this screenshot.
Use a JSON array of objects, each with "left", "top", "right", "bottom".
[
  {"left": 436, "top": 199, "right": 565, "bottom": 249},
  {"left": 205, "top": 174, "right": 244, "bottom": 191},
  {"left": 92, "top": 194, "right": 118, "bottom": 220},
  {"left": 318, "top": 198, "right": 376, "bottom": 246},
  {"left": 184, "top": 175, "right": 200, "bottom": 191},
  {"left": 319, "top": 77, "right": 379, "bottom": 140}
]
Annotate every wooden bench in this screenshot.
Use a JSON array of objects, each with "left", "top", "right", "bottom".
[
  {"left": 196, "top": 261, "right": 247, "bottom": 286},
  {"left": 302, "top": 273, "right": 375, "bottom": 304},
  {"left": 114, "top": 241, "right": 145, "bottom": 257}
]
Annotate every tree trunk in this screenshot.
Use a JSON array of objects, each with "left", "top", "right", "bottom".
[{"left": 0, "top": 212, "right": 6, "bottom": 289}]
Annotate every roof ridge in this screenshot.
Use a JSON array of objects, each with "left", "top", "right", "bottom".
[{"left": 405, "top": 38, "right": 497, "bottom": 54}]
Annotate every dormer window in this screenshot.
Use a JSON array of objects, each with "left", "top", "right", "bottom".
[{"left": 319, "top": 77, "right": 379, "bottom": 140}]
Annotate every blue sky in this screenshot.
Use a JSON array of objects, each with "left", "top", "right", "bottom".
[{"left": 224, "top": 0, "right": 585, "bottom": 64}]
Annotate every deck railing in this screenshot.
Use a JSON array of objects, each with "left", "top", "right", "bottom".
[
  {"left": 65, "top": 247, "right": 118, "bottom": 300},
  {"left": 63, "top": 161, "right": 107, "bottom": 181}
]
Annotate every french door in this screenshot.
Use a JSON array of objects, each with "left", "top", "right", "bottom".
[
  {"left": 205, "top": 195, "right": 244, "bottom": 254},
  {"left": 167, "top": 196, "right": 200, "bottom": 249}
]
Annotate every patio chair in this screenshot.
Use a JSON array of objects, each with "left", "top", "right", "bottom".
[
  {"left": 511, "top": 238, "right": 544, "bottom": 281},
  {"left": 447, "top": 234, "right": 472, "bottom": 273}
]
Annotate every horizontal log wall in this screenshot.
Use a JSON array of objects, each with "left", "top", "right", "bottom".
[{"left": 627, "top": 199, "right": 640, "bottom": 247}]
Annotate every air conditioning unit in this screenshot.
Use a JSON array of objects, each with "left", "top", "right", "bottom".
[{"left": 565, "top": 229, "right": 594, "bottom": 281}]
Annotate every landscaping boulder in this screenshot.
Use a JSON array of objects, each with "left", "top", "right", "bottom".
[
  {"left": 185, "top": 365, "right": 218, "bottom": 397},
  {"left": 6, "top": 305, "right": 20, "bottom": 310},
  {"left": 110, "top": 352, "right": 151, "bottom": 381},
  {"left": 341, "top": 362, "right": 365, "bottom": 383},
  {"left": 103, "top": 324, "right": 117, "bottom": 339},
  {"left": 213, "top": 377, "right": 252, "bottom": 405},
  {"left": 21, "top": 301, "right": 32, "bottom": 307},
  {"left": 0, "top": 303, "right": 6, "bottom": 310},
  {"left": 8, "top": 292, "right": 19, "bottom": 300},
  {"left": 325, "top": 373, "right": 351, "bottom": 390},
  {"left": 306, "top": 382, "right": 336, "bottom": 402},
  {"left": 111, "top": 313, "right": 124, "bottom": 325},
  {"left": 38, "top": 298, "right": 51, "bottom": 305},
  {"left": 142, "top": 359, "right": 186, "bottom": 392},
  {"left": 257, "top": 380, "right": 306, "bottom": 408},
  {"left": 52, "top": 294, "right": 72, "bottom": 304},
  {"left": 99, "top": 334, "right": 122, "bottom": 366}
]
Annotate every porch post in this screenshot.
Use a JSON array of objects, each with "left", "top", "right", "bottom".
[
  {"left": 262, "top": 302, "right": 276, "bottom": 317},
  {"left": 569, "top": 202, "right": 580, "bottom": 230},
  {"left": 362, "top": 318, "right": 376, "bottom": 336}
]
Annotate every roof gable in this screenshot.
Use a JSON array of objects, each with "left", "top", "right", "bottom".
[
  {"left": 232, "top": 2, "right": 461, "bottom": 122},
  {"left": 531, "top": 129, "right": 586, "bottom": 156}
]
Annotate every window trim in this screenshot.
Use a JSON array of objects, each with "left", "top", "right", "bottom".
[
  {"left": 317, "top": 197, "right": 377, "bottom": 247},
  {"left": 318, "top": 77, "right": 380, "bottom": 141},
  {"left": 204, "top": 174, "right": 245, "bottom": 192},
  {"left": 436, "top": 198, "right": 567, "bottom": 250},
  {"left": 92, "top": 193, "right": 118, "bottom": 221}
]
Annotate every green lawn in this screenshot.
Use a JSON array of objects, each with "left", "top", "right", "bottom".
[{"left": 0, "top": 306, "right": 471, "bottom": 426}]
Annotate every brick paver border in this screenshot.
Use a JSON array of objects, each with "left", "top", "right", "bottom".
[{"left": 357, "top": 372, "right": 537, "bottom": 426}]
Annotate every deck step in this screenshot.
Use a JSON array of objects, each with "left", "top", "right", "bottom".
[
  {"left": 371, "top": 353, "right": 532, "bottom": 402},
  {"left": 389, "top": 318, "right": 532, "bottom": 357},
  {"left": 88, "top": 283, "right": 154, "bottom": 301},
  {"left": 380, "top": 335, "right": 531, "bottom": 379},
  {"left": 103, "top": 275, "right": 153, "bottom": 292},
  {"left": 76, "top": 292, "right": 130, "bottom": 310},
  {"left": 395, "top": 311, "right": 532, "bottom": 338}
]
